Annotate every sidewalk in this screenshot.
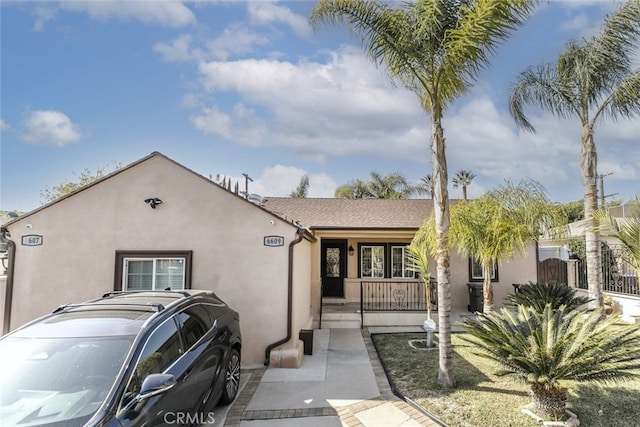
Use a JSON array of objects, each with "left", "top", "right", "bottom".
[{"left": 221, "top": 328, "right": 446, "bottom": 427}]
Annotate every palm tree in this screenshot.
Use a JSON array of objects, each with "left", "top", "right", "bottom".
[
  {"left": 334, "top": 178, "right": 370, "bottom": 198},
  {"left": 450, "top": 179, "right": 567, "bottom": 312},
  {"left": 594, "top": 196, "right": 640, "bottom": 273},
  {"left": 452, "top": 170, "right": 476, "bottom": 201},
  {"left": 508, "top": 0, "right": 640, "bottom": 308},
  {"left": 368, "top": 172, "right": 416, "bottom": 198},
  {"left": 462, "top": 304, "right": 640, "bottom": 420},
  {"left": 334, "top": 172, "right": 416, "bottom": 198},
  {"left": 417, "top": 174, "right": 434, "bottom": 199},
  {"left": 311, "top": 0, "right": 537, "bottom": 388}
]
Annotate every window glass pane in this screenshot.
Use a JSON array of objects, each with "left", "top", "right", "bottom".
[
  {"left": 123, "top": 319, "right": 182, "bottom": 406},
  {"left": 470, "top": 259, "right": 497, "bottom": 280},
  {"left": 361, "top": 247, "right": 373, "bottom": 278},
  {"left": 392, "top": 247, "right": 403, "bottom": 278},
  {"left": 325, "top": 248, "right": 340, "bottom": 278},
  {"left": 372, "top": 246, "right": 384, "bottom": 278},
  {"left": 126, "top": 260, "right": 153, "bottom": 291},
  {"left": 362, "top": 246, "right": 385, "bottom": 278},
  {"left": 156, "top": 259, "right": 185, "bottom": 290},
  {"left": 177, "top": 310, "right": 208, "bottom": 349},
  {"left": 403, "top": 249, "right": 415, "bottom": 278}
]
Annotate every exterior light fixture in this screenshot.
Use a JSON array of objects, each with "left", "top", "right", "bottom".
[
  {"left": 144, "top": 198, "right": 163, "bottom": 209},
  {"left": 348, "top": 245, "right": 355, "bottom": 256}
]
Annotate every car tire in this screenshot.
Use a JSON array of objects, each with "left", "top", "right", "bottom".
[{"left": 220, "top": 348, "right": 240, "bottom": 405}]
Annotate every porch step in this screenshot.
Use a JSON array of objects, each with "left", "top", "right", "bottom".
[{"left": 313, "top": 311, "right": 361, "bottom": 329}]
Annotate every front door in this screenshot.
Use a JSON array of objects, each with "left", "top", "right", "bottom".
[{"left": 321, "top": 239, "right": 347, "bottom": 297}]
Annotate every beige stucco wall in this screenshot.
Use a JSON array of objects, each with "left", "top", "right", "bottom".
[
  {"left": 310, "top": 231, "right": 538, "bottom": 313},
  {"left": 4, "top": 154, "right": 311, "bottom": 367}
]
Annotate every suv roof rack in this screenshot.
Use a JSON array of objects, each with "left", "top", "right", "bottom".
[
  {"left": 52, "top": 301, "right": 166, "bottom": 314},
  {"left": 101, "top": 290, "right": 193, "bottom": 298}
]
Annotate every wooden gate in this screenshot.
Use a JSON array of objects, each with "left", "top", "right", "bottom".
[{"left": 538, "top": 258, "right": 567, "bottom": 285}]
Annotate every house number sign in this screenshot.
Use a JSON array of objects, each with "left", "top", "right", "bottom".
[
  {"left": 264, "top": 235, "right": 284, "bottom": 247},
  {"left": 22, "top": 235, "right": 43, "bottom": 246}
]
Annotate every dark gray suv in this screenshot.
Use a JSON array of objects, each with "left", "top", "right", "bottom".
[{"left": 0, "top": 290, "right": 241, "bottom": 426}]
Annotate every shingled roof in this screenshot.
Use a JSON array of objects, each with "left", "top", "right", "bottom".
[{"left": 261, "top": 198, "right": 436, "bottom": 229}]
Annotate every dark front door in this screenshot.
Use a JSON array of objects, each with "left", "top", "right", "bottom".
[{"left": 321, "top": 239, "right": 347, "bottom": 297}]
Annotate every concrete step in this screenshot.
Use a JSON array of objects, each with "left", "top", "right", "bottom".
[{"left": 313, "top": 311, "right": 361, "bottom": 329}]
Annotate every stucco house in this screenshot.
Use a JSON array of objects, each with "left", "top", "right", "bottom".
[{"left": 0, "top": 152, "right": 538, "bottom": 369}]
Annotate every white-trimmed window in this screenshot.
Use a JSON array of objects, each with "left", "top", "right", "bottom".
[
  {"left": 361, "top": 245, "right": 385, "bottom": 278},
  {"left": 124, "top": 258, "right": 185, "bottom": 290},
  {"left": 115, "top": 251, "right": 192, "bottom": 291},
  {"left": 391, "top": 246, "right": 416, "bottom": 278},
  {"left": 469, "top": 258, "right": 498, "bottom": 282}
]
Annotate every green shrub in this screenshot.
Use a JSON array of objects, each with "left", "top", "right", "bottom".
[{"left": 506, "top": 282, "right": 591, "bottom": 313}]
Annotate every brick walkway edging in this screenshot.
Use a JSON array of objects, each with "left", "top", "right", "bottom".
[{"left": 222, "top": 329, "right": 446, "bottom": 426}]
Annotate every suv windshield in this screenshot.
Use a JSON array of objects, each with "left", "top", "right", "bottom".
[{"left": 0, "top": 335, "right": 134, "bottom": 426}]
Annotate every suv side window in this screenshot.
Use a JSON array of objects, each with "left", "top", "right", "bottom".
[
  {"left": 177, "top": 306, "right": 210, "bottom": 349},
  {"left": 122, "top": 318, "right": 183, "bottom": 406}
]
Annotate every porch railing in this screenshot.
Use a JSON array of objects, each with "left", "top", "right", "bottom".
[
  {"left": 360, "top": 279, "right": 437, "bottom": 327},
  {"left": 575, "top": 245, "right": 639, "bottom": 296}
]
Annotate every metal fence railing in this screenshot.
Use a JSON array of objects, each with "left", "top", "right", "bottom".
[
  {"left": 576, "top": 245, "right": 639, "bottom": 296},
  {"left": 360, "top": 278, "right": 437, "bottom": 316}
]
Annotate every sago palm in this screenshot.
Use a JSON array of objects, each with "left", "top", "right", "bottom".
[
  {"left": 509, "top": 0, "right": 640, "bottom": 308},
  {"left": 462, "top": 304, "right": 640, "bottom": 420},
  {"left": 311, "top": 0, "right": 537, "bottom": 388},
  {"left": 505, "top": 282, "right": 591, "bottom": 313}
]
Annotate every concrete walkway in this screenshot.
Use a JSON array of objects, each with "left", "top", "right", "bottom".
[{"left": 222, "top": 329, "right": 446, "bottom": 427}]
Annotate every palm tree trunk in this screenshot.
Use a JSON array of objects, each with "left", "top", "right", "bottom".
[
  {"left": 582, "top": 125, "right": 603, "bottom": 308},
  {"left": 483, "top": 264, "right": 494, "bottom": 313},
  {"left": 432, "top": 108, "right": 456, "bottom": 388},
  {"left": 462, "top": 185, "right": 467, "bottom": 201}
]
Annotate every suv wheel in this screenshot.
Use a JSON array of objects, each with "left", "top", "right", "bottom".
[{"left": 220, "top": 348, "right": 240, "bottom": 405}]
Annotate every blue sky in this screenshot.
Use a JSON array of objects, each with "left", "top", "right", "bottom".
[{"left": 1, "top": 1, "right": 639, "bottom": 213}]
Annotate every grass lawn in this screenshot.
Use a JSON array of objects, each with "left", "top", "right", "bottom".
[{"left": 372, "top": 332, "right": 640, "bottom": 427}]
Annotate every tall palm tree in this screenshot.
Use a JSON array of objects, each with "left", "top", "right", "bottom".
[
  {"left": 463, "top": 304, "right": 640, "bottom": 420},
  {"left": 450, "top": 179, "right": 567, "bottom": 312},
  {"left": 417, "top": 174, "right": 434, "bottom": 199},
  {"left": 452, "top": 170, "right": 476, "bottom": 201},
  {"left": 311, "top": 0, "right": 537, "bottom": 388},
  {"left": 508, "top": 0, "right": 640, "bottom": 308}
]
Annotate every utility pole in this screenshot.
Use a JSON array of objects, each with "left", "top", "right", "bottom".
[
  {"left": 242, "top": 173, "right": 253, "bottom": 199},
  {"left": 597, "top": 172, "right": 616, "bottom": 208}
]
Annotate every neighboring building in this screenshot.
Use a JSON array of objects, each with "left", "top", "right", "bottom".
[{"left": 0, "top": 152, "right": 539, "bottom": 368}]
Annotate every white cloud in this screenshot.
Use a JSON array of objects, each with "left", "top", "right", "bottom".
[
  {"left": 194, "top": 46, "right": 424, "bottom": 162},
  {"left": 154, "top": 34, "right": 204, "bottom": 62},
  {"left": 21, "top": 110, "right": 83, "bottom": 147},
  {"left": 247, "top": 2, "right": 312, "bottom": 37},
  {"left": 222, "top": 165, "right": 337, "bottom": 198},
  {"left": 206, "top": 25, "right": 270, "bottom": 60},
  {"left": 32, "top": 5, "right": 57, "bottom": 32},
  {"left": 0, "top": 119, "right": 8, "bottom": 131},
  {"left": 59, "top": 0, "right": 196, "bottom": 28}
]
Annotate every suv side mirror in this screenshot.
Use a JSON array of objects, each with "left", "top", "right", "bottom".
[{"left": 137, "top": 374, "right": 177, "bottom": 401}]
